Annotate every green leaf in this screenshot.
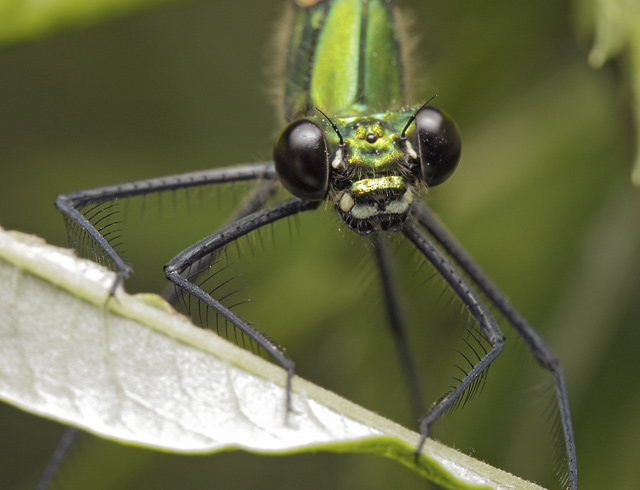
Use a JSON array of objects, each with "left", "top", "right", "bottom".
[
  {"left": 0, "top": 227, "right": 544, "bottom": 490},
  {"left": 0, "top": 0, "right": 186, "bottom": 46},
  {"left": 574, "top": 0, "right": 640, "bottom": 185}
]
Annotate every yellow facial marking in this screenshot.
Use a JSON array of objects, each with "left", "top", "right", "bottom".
[{"left": 350, "top": 176, "right": 406, "bottom": 198}]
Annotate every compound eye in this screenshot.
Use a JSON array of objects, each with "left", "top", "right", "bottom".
[
  {"left": 414, "top": 106, "right": 461, "bottom": 186},
  {"left": 274, "top": 119, "right": 329, "bottom": 200}
]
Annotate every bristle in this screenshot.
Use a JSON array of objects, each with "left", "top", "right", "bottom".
[
  {"left": 266, "top": 4, "right": 294, "bottom": 126},
  {"left": 393, "top": 4, "right": 423, "bottom": 105}
]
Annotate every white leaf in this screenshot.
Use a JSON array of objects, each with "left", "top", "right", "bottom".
[{"left": 0, "top": 227, "right": 543, "bottom": 490}]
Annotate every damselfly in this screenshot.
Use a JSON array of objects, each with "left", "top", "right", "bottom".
[{"left": 51, "top": 0, "right": 576, "bottom": 488}]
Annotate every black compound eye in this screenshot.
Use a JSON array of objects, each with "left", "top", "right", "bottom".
[
  {"left": 274, "top": 119, "right": 329, "bottom": 201},
  {"left": 414, "top": 106, "right": 461, "bottom": 186}
]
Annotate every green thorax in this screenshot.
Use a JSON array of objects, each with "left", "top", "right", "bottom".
[
  {"left": 324, "top": 111, "right": 412, "bottom": 175},
  {"left": 284, "top": 0, "right": 406, "bottom": 120}
]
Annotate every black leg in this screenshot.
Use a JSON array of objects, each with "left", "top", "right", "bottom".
[
  {"left": 160, "top": 179, "right": 281, "bottom": 305},
  {"left": 33, "top": 427, "right": 79, "bottom": 490},
  {"left": 371, "top": 233, "right": 424, "bottom": 421},
  {"left": 42, "top": 163, "right": 279, "bottom": 489},
  {"left": 401, "top": 222, "right": 505, "bottom": 453},
  {"left": 56, "top": 162, "right": 277, "bottom": 294},
  {"left": 165, "top": 197, "right": 320, "bottom": 411},
  {"left": 412, "top": 202, "right": 577, "bottom": 490}
]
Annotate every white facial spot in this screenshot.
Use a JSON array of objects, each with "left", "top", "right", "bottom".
[
  {"left": 331, "top": 148, "right": 343, "bottom": 169},
  {"left": 402, "top": 190, "right": 413, "bottom": 204},
  {"left": 351, "top": 204, "right": 378, "bottom": 219},
  {"left": 339, "top": 192, "right": 355, "bottom": 212},
  {"left": 384, "top": 199, "right": 409, "bottom": 214},
  {"left": 405, "top": 140, "right": 418, "bottom": 160}
]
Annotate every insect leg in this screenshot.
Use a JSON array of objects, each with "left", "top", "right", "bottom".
[
  {"left": 412, "top": 202, "right": 577, "bottom": 490},
  {"left": 371, "top": 233, "right": 424, "bottom": 421},
  {"left": 160, "top": 179, "right": 280, "bottom": 305},
  {"left": 165, "top": 197, "right": 320, "bottom": 411},
  {"left": 40, "top": 164, "right": 280, "bottom": 488},
  {"left": 401, "top": 221, "right": 505, "bottom": 452},
  {"left": 55, "top": 162, "right": 278, "bottom": 294},
  {"left": 33, "top": 427, "right": 80, "bottom": 490}
]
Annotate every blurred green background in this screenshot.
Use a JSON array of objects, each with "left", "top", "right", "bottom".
[{"left": 1, "top": 0, "right": 640, "bottom": 489}]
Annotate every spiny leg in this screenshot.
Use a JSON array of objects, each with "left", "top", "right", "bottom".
[
  {"left": 160, "top": 179, "right": 281, "bottom": 305},
  {"left": 412, "top": 202, "right": 577, "bottom": 490},
  {"left": 371, "top": 233, "right": 424, "bottom": 421},
  {"left": 44, "top": 163, "right": 278, "bottom": 488},
  {"left": 401, "top": 222, "right": 505, "bottom": 452},
  {"left": 33, "top": 427, "right": 80, "bottom": 490},
  {"left": 165, "top": 197, "right": 320, "bottom": 411},
  {"left": 56, "top": 162, "right": 278, "bottom": 294}
]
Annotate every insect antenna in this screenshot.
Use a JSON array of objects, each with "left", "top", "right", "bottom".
[
  {"left": 400, "top": 92, "right": 438, "bottom": 138},
  {"left": 316, "top": 108, "right": 345, "bottom": 146}
]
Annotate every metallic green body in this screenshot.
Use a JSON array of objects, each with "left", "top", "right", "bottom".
[
  {"left": 286, "top": 0, "right": 406, "bottom": 119},
  {"left": 283, "top": 0, "right": 419, "bottom": 233}
]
